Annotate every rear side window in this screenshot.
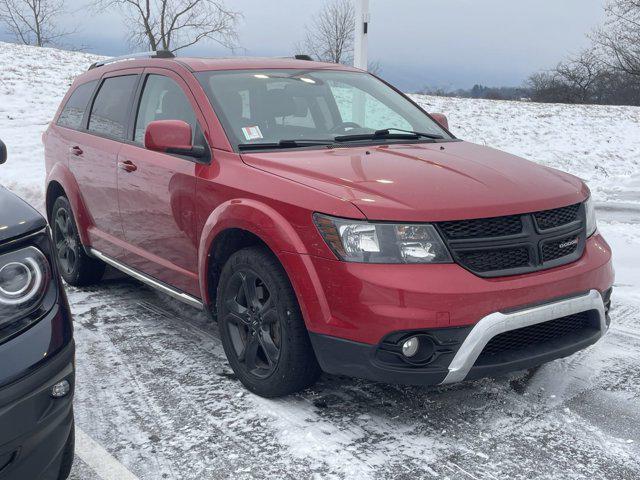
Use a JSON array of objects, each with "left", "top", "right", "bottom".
[
  {"left": 88, "top": 75, "right": 138, "bottom": 140},
  {"left": 57, "top": 80, "right": 98, "bottom": 130},
  {"left": 134, "top": 75, "right": 197, "bottom": 144}
]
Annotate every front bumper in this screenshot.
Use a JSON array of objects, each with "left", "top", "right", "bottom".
[
  {"left": 284, "top": 233, "right": 613, "bottom": 344},
  {"left": 309, "top": 289, "right": 610, "bottom": 385},
  {"left": 0, "top": 341, "right": 75, "bottom": 480},
  {"left": 0, "top": 289, "right": 75, "bottom": 480},
  {"left": 282, "top": 233, "right": 614, "bottom": 385}
]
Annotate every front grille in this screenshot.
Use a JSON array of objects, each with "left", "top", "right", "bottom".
[
  {"left": 436, "top": 203, "right": 586, "bottom": 277},
  {"left": 439, "top": 215, "right": 522, "bottom": 239},
  {"left": 457, "top": 247, "right": 529, "bottom": 272},
  {"left": 479, "top": 311, "right": 594, "bottom": 358},
  {"left": 534, "top": 203, "right": 580, "bottom": 230},
  {"left": 542, "top": 235, "right": 579, "bottom": 262}
]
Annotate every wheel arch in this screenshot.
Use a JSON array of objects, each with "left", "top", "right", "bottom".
[
  {"left": 46, "top": 163, "right": 93, "bottom": 245},
  {"left": 45, "top": 180, "right": 65, "bottom": 220},
  {"left": 198, "top": 199, "right": 310, "bottom": 314}
]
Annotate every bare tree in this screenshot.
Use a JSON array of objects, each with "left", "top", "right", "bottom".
[
  {"left": 0, "top": 0, "right": 72, "bottom": 46},
  {"left": 528, "top": 0, "right": 640, "bottom": 106},
  {"left": 555, "top": 50, "right": 602, "bottom": 102},
  {"left": 296, "top": 0, "right": 354, "bottom": 64},
  {"left": 593, "top": 0, "right": 640, "bottom": 77},
  {"left": 100, "top": 0, "right": 240, "bottom": 53}
]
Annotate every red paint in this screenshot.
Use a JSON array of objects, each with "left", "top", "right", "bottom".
[
  {"left": 430, "top": 113, "right": 449, "bottom": 130},
  {"left": 240, "top": 142, "right": 588, "bottom": 222},
  {"left": 44, "top": 57, "right": 614, "bottom": 348},
  {"left": 285, "top": 233, "right": 614, "bottom": 344},
  {"left": 145, "top": 120, "right": 193, "bottom": 152}
]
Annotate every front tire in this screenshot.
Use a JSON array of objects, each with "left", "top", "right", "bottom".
[
  {"left": 51, "top": 196, "right": 105, "bottom": 286},
  {"left": 216, "top": 246, "right": 320, "bottom": 397}
]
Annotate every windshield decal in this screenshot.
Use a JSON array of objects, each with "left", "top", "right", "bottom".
[{"left": 242, "top": 126, "right": 264, "bottom": 141}]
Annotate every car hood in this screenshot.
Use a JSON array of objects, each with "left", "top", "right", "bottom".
[
  {"left": 241, "top": 141, "right": 588, "bottom": 222},
  {"left": 0, "top": 185, "right": 46, "bottom": 243}
]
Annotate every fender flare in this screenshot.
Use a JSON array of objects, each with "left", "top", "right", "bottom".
[
  {"left": 197, "top": 198, "right": 310, "bottom": 306},
  {"left": 46, "top": 163, "right": 94, "bottom": 245}
]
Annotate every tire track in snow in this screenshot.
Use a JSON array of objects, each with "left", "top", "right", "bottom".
[{"left": 67, "top": 278, "right": 640, "bottom": 480}]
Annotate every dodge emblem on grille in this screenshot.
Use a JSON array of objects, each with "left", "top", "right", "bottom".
[{"left": 559, "top": 238, "right": 579, "bottom": 249}]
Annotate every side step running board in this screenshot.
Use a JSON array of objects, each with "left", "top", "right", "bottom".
[{"left": 88, "top": 248, "right": 204, "bottom": 310}]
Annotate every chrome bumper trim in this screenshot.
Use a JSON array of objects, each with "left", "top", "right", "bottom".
[
  {"left": 88, "top": 248, "right": 204, "bottom": 310},
  {"left": 441, "top": 289, "right": 607, "bottom": 384}
]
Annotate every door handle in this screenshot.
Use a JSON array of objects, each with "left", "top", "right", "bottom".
[
  {"left": 118, "top": 160, "right": 137, "bottom": 172},
  {"left": 69, "top": 146, "right": 83, "bottom": 156}
]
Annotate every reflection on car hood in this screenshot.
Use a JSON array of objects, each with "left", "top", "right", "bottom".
[
  {"left": 241, "top": 141, "right": 588, "bottom": 222},
  {"left": 0, "top": 185, "right": 46, "bottom": 243}
]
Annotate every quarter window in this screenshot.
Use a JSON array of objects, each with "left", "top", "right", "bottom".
[
  {"left": 57, "top": 80, "right": 98, "bottom": 130},
  {"left": 134, "top": 75, "right": 197, "bottom": 144},
  {"left": 88, "top": 75, "right": 138, "bottom": 140}
]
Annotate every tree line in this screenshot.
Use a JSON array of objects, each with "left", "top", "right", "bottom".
[
  {"left": 424, "top": 0, "right": 640, "bottom": 106},
  {"left": 420, "top": 84, "right": 531, "bottom": 102},
  {"left": 528, "top": 0, "right": 640, "bottom": 106}
]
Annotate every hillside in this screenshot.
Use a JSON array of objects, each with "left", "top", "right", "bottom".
[
  {"left": 0, "top": 42, "right": 103, "bottom": 208},
  {"left": 1, "top": 41, "right": 639, "bottom": 211},
  {"left": 410, "top": 94, "right": 640, "bottom": 202}
]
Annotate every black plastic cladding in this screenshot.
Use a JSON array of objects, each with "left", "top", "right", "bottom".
[
  {"left": 478, "top": 311, "right": 596, "bottom": 359},
  {"left": 436, "top": 203, "right": 586, "bottom": 278}
]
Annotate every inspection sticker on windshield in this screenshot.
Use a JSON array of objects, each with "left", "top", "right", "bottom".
[{"left": 242, "top": 126, "right": 263, "bottom": 141}]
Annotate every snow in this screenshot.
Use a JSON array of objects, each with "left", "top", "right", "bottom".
[
  {"left": 410, "top": 94, "right": 640, "bottom": 205},
  {"left": 0, "top": 42, "right": 103, "bottom": 209},
  {"left": 0, "top": 42, "right": 639, "bottom": 479}
]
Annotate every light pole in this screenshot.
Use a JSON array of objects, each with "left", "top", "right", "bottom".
[
  {"left": 353, "top": 0, "right": 370, "bottom": 124},
  {"left": 353, "top": 0, "right": 369, "bottom": 70}
]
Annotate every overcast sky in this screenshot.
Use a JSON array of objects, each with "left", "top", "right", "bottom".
[{"left": 1, "top": 0, "right": 606, "bottom": 91}]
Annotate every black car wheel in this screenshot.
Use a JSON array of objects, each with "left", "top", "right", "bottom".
[
  {"left": 51, "top": 196, "right": 105, "bottom": 286},
  {"left": 217, "top": 246, "right": 320, "bottom": 397}
]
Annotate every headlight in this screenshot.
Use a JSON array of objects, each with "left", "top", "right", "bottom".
[
  {"left": 0, "top": 246, "right": 51, "bottom": 328},
  {"left": 314, "top": 214, "right": 452, "bottom": 263},
  {"left": 585, "top": 196, "right": 597, "bottom": 237}
]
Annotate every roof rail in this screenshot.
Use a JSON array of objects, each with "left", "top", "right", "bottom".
[
  {"left": 88, "top": 50, "right": 175, "bottom": 70},
  {"left": 294, "top": 54, "right": 314, "bottom": 61}
]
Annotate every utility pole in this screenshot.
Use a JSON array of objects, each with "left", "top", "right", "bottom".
[{"left": 353, "top": 0, "right": 369, "bottom": 70}]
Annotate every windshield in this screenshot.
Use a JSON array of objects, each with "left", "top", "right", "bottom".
[{"left": 196, "top": 69, "right": 453, "bottom": 149}]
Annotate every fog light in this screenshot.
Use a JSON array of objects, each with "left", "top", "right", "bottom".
[
  {"left": 51, "top": 380, "right": 70, "bottom": 398},
  {"left": 402, "top": 337, "right": 420, "bottom": 357}
]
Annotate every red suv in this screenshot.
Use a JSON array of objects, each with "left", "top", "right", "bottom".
[{"left": 44, "top": 52, "right": 614, "bottom": 397}]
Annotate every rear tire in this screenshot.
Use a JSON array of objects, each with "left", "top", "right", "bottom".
[
  {"left": 51, "top": 196, "right": 105, "bottom": 286},
  {"left": 216, "top": 246, "right": 321, "bottom": 397}
]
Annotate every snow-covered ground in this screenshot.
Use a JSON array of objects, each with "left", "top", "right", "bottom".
[{"left": 1, "top": 42, "right": 640, "bottom": 479}]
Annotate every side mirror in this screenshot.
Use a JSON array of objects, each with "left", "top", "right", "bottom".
[
  {"left": 144, "top": 120, "right": 205, "bottom": 158},
  {"left": 431, "top": 113, "right": 449, "bottom": 131},
  {"left": 0, "top": 140, "right": 6, "bottom": 165}
]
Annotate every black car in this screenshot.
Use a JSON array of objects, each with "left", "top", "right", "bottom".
[{"left": 0, "top": 140, "right": 75, "bottom": 480}]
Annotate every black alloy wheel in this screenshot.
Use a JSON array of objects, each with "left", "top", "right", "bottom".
[
  {"left": 50, "top": 196, "right": 105, "bottom": 286},
  {"left": 53, "top": 207, "right": 78, "bottom": 277},
  {"left": 217, "top": 247, "right": 321, "bottom": 397},
  {"left": 224, "top": 269, "right": 282, "bottom": 378}
]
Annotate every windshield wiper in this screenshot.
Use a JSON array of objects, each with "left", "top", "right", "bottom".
[
  {"left": 238, "top": 139, "right": 335, "bottom": 150},
  {"left": 334, "top": 128, "right": 444, "bottom": 143}
]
